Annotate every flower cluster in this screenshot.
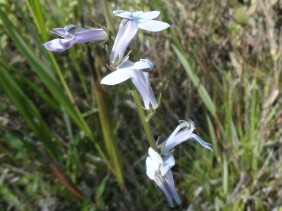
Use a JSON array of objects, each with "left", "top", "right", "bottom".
[
  {"left": 44, "top": 9, "right": 212, "bottom": 208},
  {"left": 43, "top": 10, "right": 169, "bottom": 110},
  {"left": 102, "top": 10, "right": 169, "bottom": 109},
  {"left": 146, "top": 120, "right": 212, "bottom": 207}
]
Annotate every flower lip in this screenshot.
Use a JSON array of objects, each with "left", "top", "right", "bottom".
[
  {"left": 133, "top": 59, "right": 154, "bottom": 71},
  {"left": 133, "top": 11, "right": 161, "bottom": 20},
  {"left": 113, "top": 10, "right": 133, "bottom": 19},
  {"left": 43, "top": 37, "right": 76, "bottom": 52}
]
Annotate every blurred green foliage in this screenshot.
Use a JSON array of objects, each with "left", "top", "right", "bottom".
[{"left": 0, "top": 0, "right": 282, "bottom": 210}]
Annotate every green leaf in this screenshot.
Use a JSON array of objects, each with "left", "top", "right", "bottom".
[
  {"left": 172, "top": 44, "right": 217, "bottom": 116},
  {"left": 0, "top": 8, "right": 93, "bottom": 139},
  {"left": 0, "top": 64, "right": 60, "bottom": 162}
]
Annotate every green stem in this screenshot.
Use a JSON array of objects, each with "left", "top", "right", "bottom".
[
  {"left": 49, "top": 54, "right": 76, "bottom": 104},
  {"left": 94, "top": 80, "right": 124, "bottom": 187},
  {"left": 130, "top": 87, "right": 158, "bottom": 151},
  {"left": 98, "top": 0, "right": 124, "bottom": 187}
]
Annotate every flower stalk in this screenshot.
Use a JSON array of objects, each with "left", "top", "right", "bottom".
[{"left": 130, "top": 84, "right": 158, "bottom": 151}]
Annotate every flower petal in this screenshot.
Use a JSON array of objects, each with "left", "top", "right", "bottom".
[
  {"left": 113, "top": 10, "right": 133, "bottom": 19},
  {"left": 100, "top": 68, "right": 132, "bottom": 85},
  {"left": 137, "top": 19, "right": 170, "bottom": 32},
  {"left": 75, "top": 29, "right": 108, "bottom": 43},
  {"left": 146, "top": 157, "right": 157, "bottom": 180},
  {"left": 163, "top": 153, "right": 175, "bottom": 168},
  {"left": 43, "top": 37, "right": 76, "bottom": 52},
  {"left": 110, "top": 19, "right": 138, "bottom": 63},
  {"left": 148, "top": 148, "right": 163, "bottom": 164},
  {"left": 116, "top": 59, "right": 135, "bottom": 69},
  {"left": 131, "top": 70, "right": 158, "bottom": 109},
  {"left": 164, "top": 170, "right": 181, "bottom": 206},
  {"left": 160, "top": 165, "right": 170, "bottom": 177},
  {"left": 159, "top": 124, "right": 182, "bottom": 152},
  {"left": 133, "top": 11, "right": 160, "bottom": 19},
  {"left": 63, "top": 24, "right": 87, "bottom": 32},
  {"left": 161, "top": 154, "right": 175, "bottom": 176},
  {"left": 133, "top": 59, "right": 154, "bottom": 71},
  {"left": 51, "top": 28, "right": 69, "bottom": 38},
  {"left": 154, "top": 177, "right": 174, "bottom": 207},
  {"left": 189, "top": 134, "right": 213, "bottom": 151}
]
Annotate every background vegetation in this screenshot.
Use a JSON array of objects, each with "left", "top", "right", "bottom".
[{"left": 0, "top": 0, "right": 281, "bottom": 210}]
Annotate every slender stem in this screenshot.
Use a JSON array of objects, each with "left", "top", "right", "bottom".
[
  {"left": 94, "top": 80, "right": 124, "bottom": 187},
  {"left": 130, "top": 87, "right": 158, "bottom": 151},
  {"left": 49, "top": 55, "right": 76, "bottom": 104}
]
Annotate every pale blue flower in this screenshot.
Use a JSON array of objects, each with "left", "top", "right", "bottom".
[
  {"left": 160, "top": 120, "right": 213, "bottom": 155},
  {"left": 110, "top": 10, "right": 170, "bottom": 63},
  {"left": 101, "top": 58, "right": 158, "bottom": 110},
  {"left": 146, "top": 148, "right": 181, "bottom": 207},
  {"left": 146, "top": 121, "right": 212, "bottom": 206},
  {"left": 43, "top": 24, "right": 108, "bottom": 52}
]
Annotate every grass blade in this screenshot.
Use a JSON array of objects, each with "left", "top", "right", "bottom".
[
  {"left": 0, "top": 64, "right": 60, "bottom": 162},
  {"left": 172, "top": 44, "right": 217, "bottom": 116}
]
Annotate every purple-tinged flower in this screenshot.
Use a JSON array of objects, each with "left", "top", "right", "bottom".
[
  {"left": 43, "top": 24, "right": 108, "bottom": 52},
  {"left": 101, "top": 58, "right": 158, "bottom": 110},
  {"left": 160, "top": 120, "right": 213, "bottom": 155},
  {"left": 110, "top": 10, "right": 170, "bottom": 64},
  {"left": 146, "top": 148, "right": 181, "bottom": 207}
]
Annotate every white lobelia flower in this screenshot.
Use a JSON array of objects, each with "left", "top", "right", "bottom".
[
  {"left": 146, "top": 147, "right": 181, "bottom": 207},
  {"left": 43, "top": 24, "right": 108, "bottom": 52},
  {"left": 160, "top": 120, "right": 213, "bottom": 155},
  {"left": 101, "top": 58, "right": 158, "bottom": 110},
  {"left": 110, "top": 10, "right": 170, "bottom": 63}
]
